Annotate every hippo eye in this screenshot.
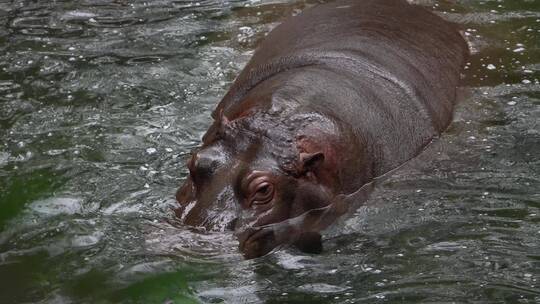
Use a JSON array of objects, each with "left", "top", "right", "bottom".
[{"left": 251, "top": 182, "right": 274, "bottom": 206}]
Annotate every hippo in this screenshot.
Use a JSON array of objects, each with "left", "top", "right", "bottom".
[{"left": 175, "top": 0, "right": 468, "bottom": 259}]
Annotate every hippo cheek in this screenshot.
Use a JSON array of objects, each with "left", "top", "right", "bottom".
[{"left": 237, "top": 228, "right": 279, "bottom": 259}]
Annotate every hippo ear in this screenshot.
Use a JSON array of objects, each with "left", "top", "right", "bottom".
[{"left": 299, "top": 152, "right": 325, "bottom": 176}]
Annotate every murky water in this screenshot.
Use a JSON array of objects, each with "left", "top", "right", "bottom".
[{"left": 0, "top": 0, "right": 538, "bottom": 303}]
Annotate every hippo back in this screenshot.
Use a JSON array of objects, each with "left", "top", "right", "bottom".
[{"left": 214, "top": 0, "right": 468, "bottom": 183}]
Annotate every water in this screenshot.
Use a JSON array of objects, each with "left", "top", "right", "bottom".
[{"left": 0, "top": 0, "right": 538, "bottom": 303}]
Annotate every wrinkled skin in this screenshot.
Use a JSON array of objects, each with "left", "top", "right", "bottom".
[{"left": 175, "top": 0, "right": 469, "bottom": 259}]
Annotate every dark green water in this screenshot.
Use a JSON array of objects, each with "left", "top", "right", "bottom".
[{"left": 0, "top": 0, "right": 538, "bottom": 303}]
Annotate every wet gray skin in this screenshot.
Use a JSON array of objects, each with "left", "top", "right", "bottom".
[{"left": 0, "top": 0, "right": 539, "bottom": 303}]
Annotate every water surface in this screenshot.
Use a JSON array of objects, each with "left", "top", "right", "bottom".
[{"left": 0, "top": 0, "right": 539, "bottom": 303}]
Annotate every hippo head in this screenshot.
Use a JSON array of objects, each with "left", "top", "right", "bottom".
[{"left": 176, "top": 111, "right": 351, "bottom": 259}]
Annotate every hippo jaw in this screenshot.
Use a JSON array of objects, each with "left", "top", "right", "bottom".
[
  {"left": 237, "top": 226, "right": 279, "bottom": 259},
  {"left": 236, "top": 218, "right": 326, "bottom": 259}
]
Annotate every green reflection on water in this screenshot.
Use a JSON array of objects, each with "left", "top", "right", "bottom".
[
  {"left": 0, "top": 251, "right": 51, "bottom": 303},
  {"left": 0, "top": 167, "right": 66, "bottom": 229},
  {"left": 107, "top": 271, "right": 199, "bottom": 304}
]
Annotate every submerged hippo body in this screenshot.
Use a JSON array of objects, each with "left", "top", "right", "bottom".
[{"left": 176, "top": 0, "right": 468, "bottom": 258}]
